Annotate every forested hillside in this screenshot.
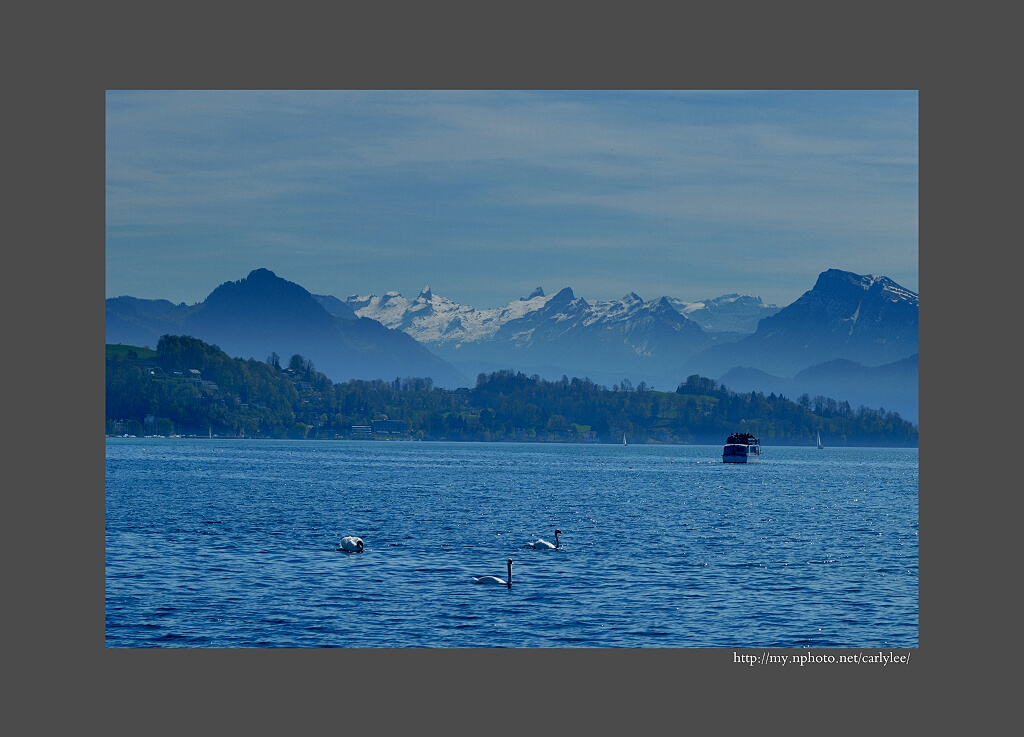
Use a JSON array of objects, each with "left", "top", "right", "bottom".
[{"left": 106, "top": 336, "right": 918, "bottom": 446}]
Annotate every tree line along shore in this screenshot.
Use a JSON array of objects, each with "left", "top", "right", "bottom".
[{"left": 106, "top": 335, "right": 918, "bottom": 446}]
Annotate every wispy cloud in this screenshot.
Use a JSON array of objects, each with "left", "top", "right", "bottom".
[{"left": 106, "top": 90, "right": 918, "bottom": 307}]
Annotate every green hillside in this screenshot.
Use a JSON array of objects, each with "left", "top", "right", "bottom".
[
  {"left": 106, "top": 335, "right": 918, "bottom": 446},
  {"left": 106, "top": 344, "right": 159, "bottom": 360}
]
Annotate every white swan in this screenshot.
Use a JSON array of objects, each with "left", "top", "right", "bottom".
[
  {"left": 528, "top": 529, "right": 561, "bottom": 549},
  {"left": 473, "top": 558, "right": 513, "bottom": 587},
  {"left": 337, "top": 536, "right": 364, "bottom": 552}
]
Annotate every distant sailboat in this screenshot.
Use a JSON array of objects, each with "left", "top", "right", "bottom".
[
  {"left": 816, "top": 431, "right": 823, "bottom": 449},
  {"left": 623, "top": 433, "right": 627, "bottom": 446}
]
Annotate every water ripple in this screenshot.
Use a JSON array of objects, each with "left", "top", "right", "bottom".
[{"left": 107, "top": 440, "right": 917, "bottom": 648}]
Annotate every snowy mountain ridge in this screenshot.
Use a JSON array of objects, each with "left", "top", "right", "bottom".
[
  {"left": 343, "top": 286, "right": 551, "bottom": 344},
  {"left": 341, "top": 286, "right": 778, "bottom": 346}
]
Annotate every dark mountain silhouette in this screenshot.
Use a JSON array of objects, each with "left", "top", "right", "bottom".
[
  {"left": 106, "top": 269, "right": 468, "bottom": 387},
  {"left": 104, "top": 297, "right": 198, "bottom": 349},
  {"left": 689, "top": 269, "right": 919, "bottom": 379},
  {"left": 311, "top": 293, "right": 358, "bottom": 320},
  {"left": 720, "top": 353, "right": 918, "bottom": 424},
  {"left": 107, "top": 267, "right": 918, "bottom": 423}
]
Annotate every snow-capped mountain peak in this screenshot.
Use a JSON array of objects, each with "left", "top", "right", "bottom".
[
  {"left": 345, "top": 285, "right": 782, "bottom": 346},
  {"left": 345, "top": 286, "right": 558, "bottom": 344},
  {"left": 811, "top": 269, "right": 919, "bottom": 310},
  {"left": 666, "top": 293, "right": 779, "bottom": 333}
]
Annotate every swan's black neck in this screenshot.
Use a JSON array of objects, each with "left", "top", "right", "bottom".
[
  {"left": 554, "top": 531, "right": 560, "bottom": 549},
  {"left": 507, "top": 559, "right": 513, "bottom": 588}
]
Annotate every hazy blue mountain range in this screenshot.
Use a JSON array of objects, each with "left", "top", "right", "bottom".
[
  {"left": 105, "top": 296, "right": 201, "bottom": 349},
  {"left": 310, "top": 293, "right": 358, "bottom": 320},
  {"left": 338, "top": 268, "right": 918, "bottom": 422},
  {"left": 720, "top": 353, "right": 919, "bottom": 424},
  {"left": 105, "top": 269, "right": 469, "bottom": 387},
  {"left": 432, "top": 288, "right": 715, "bottom": 388},
  {"left": 687, "top": 269, "right": 919, "bottom": 379},
  {"left": 341, "top": 285, "right": 780, "bottom": 390},
  {"left": 665, "top": 293, "right": 782, "bottom": 338},
  {"left": 107, "top": 267, "right": 919, "bottom": 425}
]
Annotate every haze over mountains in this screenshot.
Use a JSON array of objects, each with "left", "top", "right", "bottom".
[
  {"left": 719, "top": 353, "right": 919, "bottom": 426},
  {"left": 106, "top": 267, "right": 919, "bottom": 424},
  {"left": 338, "top": 287, "right": 769, "bottom": 391},
  {"left": 687, "top": 270, "right": 919, "bottom": 378},
  {"left": 105, "top": 268, "right": 469, "bottom": 388}
]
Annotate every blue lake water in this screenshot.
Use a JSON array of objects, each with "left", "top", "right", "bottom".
[{"left": 105, "top": 439, "right": 918, "bottom": 648}]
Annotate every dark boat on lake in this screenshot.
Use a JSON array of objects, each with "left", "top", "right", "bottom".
[{"left": 722, "top": 432, "right": 761, "bottom": 463}]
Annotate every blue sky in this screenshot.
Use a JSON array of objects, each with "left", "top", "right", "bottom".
[{"left": 106, "top": 90, "right": 918, "bottom": 309}]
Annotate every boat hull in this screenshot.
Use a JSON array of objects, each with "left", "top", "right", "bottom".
[
  {"left": 722, "top": 436, "right": 762, "bottom": 463},
  {"left": 722, "top": 452, "right": 760, "bottom": 463}
]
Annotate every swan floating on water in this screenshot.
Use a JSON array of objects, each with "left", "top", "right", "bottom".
[
  {"left": 473, "top": 558, "right": 513, "bottom": 587},
  {"left": 337, "top": 536, "right": 364, "bottom": 552},
  {"left": 527, "top": 529, "right": 561, "bottom": 549}
]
